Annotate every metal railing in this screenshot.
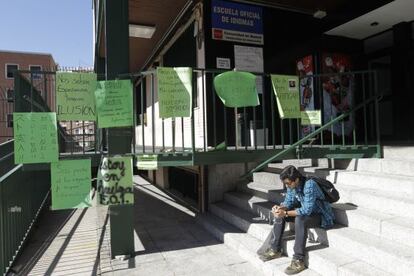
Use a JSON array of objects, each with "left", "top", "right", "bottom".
[
  {"left": 243, "top": 93, "right": 382, "bottom": 178},
  {"left": 0, "top": 165, "right": 50, "bottom": 276},
  {"left": 0, "top": 68, "right": 97, "bottom": 275},
  {"left": 132, "top": 69, "right": 381, "bottom": 156},
  {"left": 13, "top": 70, "right": 100, "bottom": 156}
]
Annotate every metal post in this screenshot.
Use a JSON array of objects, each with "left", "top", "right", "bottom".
[{"left": 103, "top": 0, "right": 134, "bottom": 258}]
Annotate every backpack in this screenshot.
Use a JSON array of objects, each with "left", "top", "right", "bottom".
[{"left": 307, "top": 176, "right": 340, "bottom": 203}]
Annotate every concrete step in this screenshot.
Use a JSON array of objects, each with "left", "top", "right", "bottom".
[
  {"left": 337, "top": 184, "right": 414, "bottom": 219},
  {"left": 225, "top": 190, "right": 414, "bottom": 249},
  {"left": 196, "top": 213, "right": 321, "bottom": 276},
  {"left": 198, "top": 213, "right": 389, "bottom": 276},
  {"left": 332, "top": 203, "right": 414, "bottom": 248},
  {"left": 239, "top": 181, "right": 285, "bottom": 203},
  {"left": 211, "top": 200, "right": 414, "bottom": 275},
  {"left": 266, "top": 164, "right": 336, "bottom": 179},
  {"left": 382, "top": 146, "right": 414, "bottom": 160},
  {"left": 253, "top": 172, "right": 284, "bottom": 188},
  {"left": 210, "top": 201, "right": 329, "bottom": 246},
  {"left": 326, "top": 170, "right": 414, "bottom": 196},
  {"left": 333, "top": 158, "right": 414, "bottom": 177},
  {"left": 328, "top": 227, "right": 414, "bottom": 275}
]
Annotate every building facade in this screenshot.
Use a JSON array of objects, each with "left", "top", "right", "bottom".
[{"left": 0, "top": 50, "right": 56, "bottom": 143}]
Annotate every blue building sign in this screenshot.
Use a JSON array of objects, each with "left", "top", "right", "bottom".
[{"left": 211, "top": 0, "right": 263, "bottom": 45}]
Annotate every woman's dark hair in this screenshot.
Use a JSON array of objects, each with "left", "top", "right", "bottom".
[{"left": 279, "top": 165, "right": 302, "bottom": 181}]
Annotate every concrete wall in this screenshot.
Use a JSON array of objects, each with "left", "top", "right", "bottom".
[{"left": 207, "top": 162, "right": 257, "bottom": 203}]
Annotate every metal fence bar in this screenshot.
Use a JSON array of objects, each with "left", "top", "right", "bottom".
[
  {"left": 151, "top": 74, "right": 155, "bottom": 153},
  {"left": 212, "top": 73, "right": 217, "bottom": 147},
  {"left": 181, "top": 117, "right": 184, "bottom": 151},
  {"left": 141, "top": 81, "right": 145, "bottom": 153},
  {"left": 202, "top": 71, "right": 207, "bottom": 152},
  {"left": 234, "top": 108, "right": 238, "bottom": 151},
  {"left": 271, "top": 86, "right": 276, "bottom": 149},
  {"left": 253, "top": 106, "right": 257, "bottom": 150},
  {"left": 244, "top": 107, "right": 248, "bottom": 150},
  {"left": 223, "top": 106, "right": 228, "bottom": 149},
  {"left": 262, "top": 82, "right": 267, "bottom": 149},
  {"left": 281, "top": 119, "right": 285, "bottom": 149},
  {"left": 374, "top": 71, "right": 381, "bottom": 154},
  {"left": 362, "top": 73, "right": 368, "bottom": 145}
]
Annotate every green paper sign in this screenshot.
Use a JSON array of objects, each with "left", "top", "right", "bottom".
[
  {"left": 51, "top": 159, "right": 92, "bottom": 210},
  {"left": 213, "top": 71, "right": 259, "bottom": 108},
  {"left": 136, "top": 155, "right": 158, "bottom": 170},
  {"left": 56, "top": 72, "right": 97, "bottom": 121},
  {"left": 157, "top": 67, "right": 192, "bottom": 118},
  {"left": 301, "top": 110, "right": 322, "bottom": 125},
  {"left": 98, "top": 156, "right": 134, "bottom": 206},
  {"left": 13, "top": 112, "right": 58, "bottom": 164},
  {"left": 95, "top": 79, "right": 133, "bottom": 128},
  {"left": 271, "top": 75, "right": 300, "bottom": 119}
]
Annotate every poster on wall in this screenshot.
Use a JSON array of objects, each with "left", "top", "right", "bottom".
[
  {"left": 321, "top": 53, "right": 354, "bottom": 136},
  {"left": 234, "top": 45, "right": 264, "bottom": 93},
  {"left": 211, "top": 0, "right": 263, "bottom": 45},
  {"left": 297, "top": 56, "right": 315, "bottom": 137}
]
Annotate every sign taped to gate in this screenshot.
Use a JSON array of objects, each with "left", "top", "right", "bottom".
[
  {"left": 301, "top": 110, "right": 321, "bottom": 125},
  {"left": 13, "top": 112, "right": 59, "bottom": 164},
  {"left": 213, "top": 71, "right": 259, "bottom": 108},
  {"left": 136, "top": 154, "right": 158, "bottom": 170},
  {"left": 98, "top": 156, "right": 134, "bottom": 206},
  {"left": 157, "top": 67, "right": 192, "bottom": 118},
  {"left": 51, "top": 159, "right": 92, "bottom": 210},
  {"left": 56, "top": 72, "right": 97, "bottom": 121},
  {"left": 95, "top": 79, "right": 134, "bottom": 128},
  {"left": 271, "top": 75, "right": 301, "bottom": 119}
]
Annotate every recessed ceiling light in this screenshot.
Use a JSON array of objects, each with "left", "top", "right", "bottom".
[
  {"left": 313, "top": 10, "right": 327, "bottom": 19},
  {"left": 370, "top": 22, "right": 379, "bottom": 27},
  {"left": 129, "top": 24, "right": 156, "bottom": 39}
]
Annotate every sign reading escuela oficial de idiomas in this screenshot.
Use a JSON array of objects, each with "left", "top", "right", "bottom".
[{"left": 211, "top": 0, "right": 263, "bottom": 45}]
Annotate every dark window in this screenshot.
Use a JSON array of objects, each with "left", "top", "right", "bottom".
[
  {"left": 6, "top": 89, "right": 14, "bottom": 103},
  {"left": 7, "top": 114, "right": 13, "bottom": 128},
  {"left": 30, "top": 65, "right": 42, "bottom": 79},
  {"left": 6, "top": 64, "right": 18, "bottom": 79}
]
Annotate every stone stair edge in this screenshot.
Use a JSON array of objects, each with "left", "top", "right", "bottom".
[{"left": 197, "top": 212, "right": 388, "bottom": 276}]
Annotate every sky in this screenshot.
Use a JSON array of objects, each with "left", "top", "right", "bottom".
[{"left": 0, "top": 0, "right": 93, "bottom": 68}]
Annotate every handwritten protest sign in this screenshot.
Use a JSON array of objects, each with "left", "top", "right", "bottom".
[
  {"left": 51, "top": 159, "right": 92, "bottom": 210},
  {"left": 98, "top": 156, "right": 134, "bottom": 206},
  {"left": 14, "top": 112, "right": 58, "bottom": 164},
  {"left": 271, "top": 75, "right": 301, "bottom": 119},
  {"left": 95, "top": 80, "right": 133, "bottom": 128},
  {"left": 136, "top": 154, "right": 158, "bottom": 170},
  {"left": 56, "top": 72, "right": 97, "bottom": 121},
  {"left": 213, "top": 71, "right": 259, "bottom": 108},
  {"left": 301, "top": 110, "right": 322, "bottom": 125},
  {"left": 157, "top": 67, "right": 192, "bottom": 118}
]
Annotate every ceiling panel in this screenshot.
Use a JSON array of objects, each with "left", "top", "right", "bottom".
[
  {"left": 326, "top": 0, "right": 414, "bottom": 39},
  {"left": 128, "top": 0, "right": 189, "bottom": 71}
]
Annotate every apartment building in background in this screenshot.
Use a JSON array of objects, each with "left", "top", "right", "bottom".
[{"left": 0, "top": 50, "right": 56, "bottom": 143}]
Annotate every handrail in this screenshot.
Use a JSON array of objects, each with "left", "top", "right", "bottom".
[{"left": 242, "top": 94, "right": 382, "bottom": 178}]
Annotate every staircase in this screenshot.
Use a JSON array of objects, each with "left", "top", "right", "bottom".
[{"left": 197, "top": 148, "right": 414, "bottom": 275}]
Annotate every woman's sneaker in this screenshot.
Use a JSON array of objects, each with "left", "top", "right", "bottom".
[{"left": 258, "top": 248, "right": 283, "bottom": 261}]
